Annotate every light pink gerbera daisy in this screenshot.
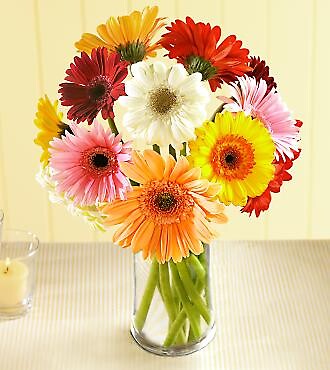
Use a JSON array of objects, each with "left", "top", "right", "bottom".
[
  {"left": 49, "top": 121, "right": 132, "bottom": 206},
  {"left": 223, "top": 76, "right": 299, "bottom": 160}
]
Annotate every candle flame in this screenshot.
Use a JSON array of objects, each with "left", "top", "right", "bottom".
[{"left": 4, "top": 257, "right": 10, "bottom": 273}]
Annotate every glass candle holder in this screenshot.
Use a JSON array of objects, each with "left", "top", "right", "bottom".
[{"left": 0, "top": 229, "right": 39, "bottom": 319}]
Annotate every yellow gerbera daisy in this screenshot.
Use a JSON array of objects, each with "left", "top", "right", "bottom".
[
  {"left": 189, "top": 112, "right": 275, "bottom": 206},
  {"left": 75, "top": 6, "right": 166, "bottom": 64},
  {"left": 34, "top": 95, "right": 70, "bottom": 166}
]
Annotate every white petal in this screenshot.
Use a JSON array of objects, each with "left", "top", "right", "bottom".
[
  {"left": 124, "top": 80, "right": 148, "bottom": 97},
  {"left": 130, "top": 61, "right": 154, "bottom": 88},
  {"left": 176, "top": 72, "right": 203, "bottom": 92},
  {"left": 151, "top": 62, "right": 167, "bottom": 85},
  {"left": 168, "top": 64, "right": 188, "bottom": 89},
  {"left": 119, "top": 95, "right": 146, "bottom": 109}
]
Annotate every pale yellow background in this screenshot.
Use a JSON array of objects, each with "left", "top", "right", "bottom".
[{"left": 0, "top": 0, "right": 329, "bottom": 242}]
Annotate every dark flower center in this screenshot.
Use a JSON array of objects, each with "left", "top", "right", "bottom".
[
  {"left": 139, "top": 182, "right": 194, "bottom": 225},
  {"left": 91, "top": 153, "right": 109, "bottom": 168},
  {"left": 154, "top": 192, "right": 177, "bottom": 212},
  {"left": 224, "top": 152, "right": 237, "bottom": 167},
  {"left": 185, "top": 55, "right": 217, "bottom": 81},
  {"left": 88, "top": 76, "right": 112, "bottom": 104},
  {"left": 90, "top": 84, "right": 106, "bottom": 100},
  {"left": 82, "top": 147, "right": 118, "bottom": 177},
  {"left": 149, "top": 87, "right": 178, "bottom": 115}
]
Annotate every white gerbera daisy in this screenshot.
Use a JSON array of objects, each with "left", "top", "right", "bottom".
[
  {"left": 119, "top": 61, "right": 210, "bottom": 148},
  {"left": 36, "top": 165, "right": 108, "bottom": 232}
]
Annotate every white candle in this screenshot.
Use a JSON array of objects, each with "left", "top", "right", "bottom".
[{"left": 0, "top": 258, "right": 29, "bottom": 307}]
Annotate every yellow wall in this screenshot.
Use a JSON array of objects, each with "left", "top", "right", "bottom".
[{"left": 0, "top": 0, "right": 329, "bottom": 242}]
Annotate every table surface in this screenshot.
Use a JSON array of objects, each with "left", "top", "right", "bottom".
[{"left": 0, "top": 240, "right": 329, "bottom": 370}]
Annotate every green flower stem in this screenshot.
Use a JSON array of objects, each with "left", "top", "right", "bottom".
[
  {"left": 199, "top": 251, "right": 210, "bottom": 308},
  {"left": 157, "top": 264, "right": 186, "bottom": 344},
  {"left": 169, "top": 144, "right": 177, "bottom": 159},
  {"left": 163, "top": 261, "right": 206, "bottom": 347},
  {"left": 163, "top": 310, "right": 187, "bottom": 347},
  {"left": 157, "top": 279, "right": 164, "bottom": 301},
  {"left": 210, "top": 102, "right": 226, "bottom": 122},
  {"left": 176, "top": 262, "right": 211, "bottom": 324},
  {"left": 180, "top": 142, "right": 187, "bottom": 156},
  {"left": 134, "top": 259, "right": 159, "bottom": 331},
  {"left": 159, "top": 263, "right": 177, "bottom": 323},
  {"left": 188, "top": 325, "right": 197, "bottom": 343},
  {"left": 169, "top": 262, "right": 201, "bottom": 339},
  {"left": 152, "top": 144, "right": 160, "bottom": 154},
  {"left": 107, "top": 118, "right": 119, "bottom": 136},
  {"left": 186, "top": 255, "right": 206, "bottom": 282}
]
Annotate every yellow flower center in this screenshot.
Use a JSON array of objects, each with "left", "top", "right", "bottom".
[
  {"left": 148, "top": 87, "right": 179, "bottom": 115},
  {"left": 210, "top": 134, "right": 255, "bottom": 181}
]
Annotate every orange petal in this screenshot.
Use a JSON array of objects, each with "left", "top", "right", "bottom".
[
  {"left": 176, "top": 167, "right": 201, "bottom": 184},
  {"left": 120, "top": 162, "right": 148, "bottom": 184},
  {"left": 132, "top": 151, "right": 157, "bottom": 181},
  {"left": 193, "top": 211, "right": 214, "bottom": 243},
  {"left": 205, "top": 182, "right": 221, "bottom": 197},
  {"left": 103, "top": 199, "right": 140, "bottom": 225},
  {"left": 173, "top": 223, "right": 189, "bottom": 258},
  {"left": 167, "top": 224, "right": 183, "bottom": 263},
  {"left": 131, "top": 219, "right": 155, "bottom": 253},
  {"left": 169, "top": 156, "right": 190, "bottom": 182},
  {"left": 192, "top": 194, "right": 225, "bottom": 215},
  {"left": 113, "top": 216, "right": 145, "bottom": 244},
  {"left": 143, "top": 150, "right": 165, "bottom": 180},
  {"left": 148, "top": 224, "right": 162, "bottom": 260},
  {"left": 160, "top": 225, "right": 169, "bottom": 264},
  {"left": 184, "top": 179, "right": 209, "bottom": 193},
  {"left": 163, "top": 155, "right": 176, "bottom": 180},
  {"left": 180, "top": 220, "right": 203, "bottom": 255},
  {"left": 208, "top": 212, "right": 228, "bottom": 224}
]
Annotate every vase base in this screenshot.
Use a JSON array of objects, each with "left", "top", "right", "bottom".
[{"left": 130, "top": 322, "right": 216, "bottom": 357}]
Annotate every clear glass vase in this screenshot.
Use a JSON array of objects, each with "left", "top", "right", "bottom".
[{"left": 130, "top": 245, "right": 215, "bottom": 356}]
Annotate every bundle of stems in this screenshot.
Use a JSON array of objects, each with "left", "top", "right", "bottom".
[{"left": 134, "top": 249, "right": 211, "bottom": 347}]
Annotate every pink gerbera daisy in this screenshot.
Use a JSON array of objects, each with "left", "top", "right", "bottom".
[
  {"left": 49, "top": 121, "right": 132, "bottom": 206},
  {"left": 59, "top": 47, "right": 128, "bottom": 124},
  {"left": 224, "top": 76, "right": 300, "bottom": 160}
]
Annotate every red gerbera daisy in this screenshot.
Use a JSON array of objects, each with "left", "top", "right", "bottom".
[
  {"left": 160, "top": 17, "right": 251, "bottom": 91},
  {"left": 59, "top": 47, "right": 128, "bottom": 124},
  {"left": 246, "top": 56, "right": 277, "bottom": 95},
  {"left": 241, "top": 120, "right": 303, "bottom": 216}
]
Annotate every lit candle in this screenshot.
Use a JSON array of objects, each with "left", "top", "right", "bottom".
[{"left": 0, "top": 257, "right": 29, "bottom": 307}]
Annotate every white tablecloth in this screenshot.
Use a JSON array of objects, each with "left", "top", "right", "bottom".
[{"left": 0, "top": 240, "right": 329, "bottom": 370}]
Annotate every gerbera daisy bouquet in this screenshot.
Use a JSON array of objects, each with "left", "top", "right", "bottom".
[{"left": 33, "top": 6, "right": 302, "bottom": 356}]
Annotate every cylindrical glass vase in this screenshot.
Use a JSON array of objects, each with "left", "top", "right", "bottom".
[{"left": 131, "top": 246, "right": 215, "bottom": 356}]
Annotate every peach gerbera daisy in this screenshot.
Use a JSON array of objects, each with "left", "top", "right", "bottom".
[{"left": 103, "top": 150, "right": 227, "bottom": 263}]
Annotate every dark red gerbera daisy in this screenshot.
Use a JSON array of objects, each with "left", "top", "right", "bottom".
[
  {"left": 59, "top": 47, "right": 128, "bottom": 124},
  {"left": 160, "top": 17, "right": 251, "bottom": 91},
  {"left": 241, "top": 119, "right": 303, "bottom": 217},
  {"left": 246, "top": 56, "right": 277, "bottom": 95}
]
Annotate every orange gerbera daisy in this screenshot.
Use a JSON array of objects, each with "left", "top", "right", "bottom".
[
  {"left": 75, "top": 6, "right": 166, "bottom": 63},
  {"left": 103, "top": 150, "right": 227, "bottom": 263}
]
